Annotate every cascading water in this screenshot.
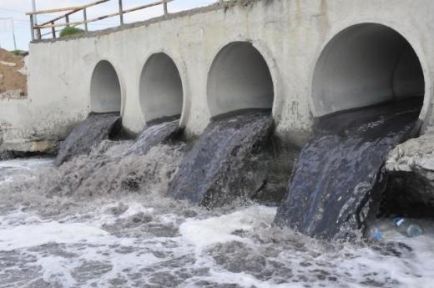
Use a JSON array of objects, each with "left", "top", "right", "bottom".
[
  {"left": 275, "top": 99, "right": 422, "bottom": 240},
  {"left": 49, "top": 119, "right": 183, "bottom": 197},
  {"left": 55, "top": 113, "right": 121, "bottom": 166},
  {"left": 168, "top": 110, "right": 287, "bottom": 207},
  {"left": 126, "top": 119, "right": 180, "bottom": 156}
]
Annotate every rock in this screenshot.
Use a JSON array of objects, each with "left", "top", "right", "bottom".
[{"left": 384, "top": 133, "right": 434, "bottom": 216}]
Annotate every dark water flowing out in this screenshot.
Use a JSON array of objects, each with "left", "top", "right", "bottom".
[
  {"left": 168, "top": 110, "right": 284, "bottom": 208},
  {"left": 275, "top": 99, "right": 422, "bottom": 240},
  {"left": 126, "top": 119, "right": 180, "bottom": 156},
  {"left": 55, "top": 113, "right": 121, "bottom": 166}
]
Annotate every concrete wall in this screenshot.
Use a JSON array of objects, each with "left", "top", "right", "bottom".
[{"left": 2, "top": 0, "right": 434, "bottom": 151}]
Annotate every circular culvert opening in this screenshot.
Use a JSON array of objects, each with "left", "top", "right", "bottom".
[
  {"left": 312, "top": 23, "right": 430, "bottom": 224},
  {"left": 312, "top": 23, "right": 425, "bottom": 118},
  {"left": 90, "top": 60, "right": 122, "bottom": 114},
  {"left": 207, "top": 42, "right": 274, "bottom": 117},
  {"left": 139, "top": 53, "right": 183, "bottom": 123}
]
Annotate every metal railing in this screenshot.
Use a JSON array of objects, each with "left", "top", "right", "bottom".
[{"left": 26, "top": 0, "right": 173, "bottom": 40}]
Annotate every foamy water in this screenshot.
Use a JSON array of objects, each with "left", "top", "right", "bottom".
[{"left": 0, "top": 151, "right": 433, "bottom": 288}]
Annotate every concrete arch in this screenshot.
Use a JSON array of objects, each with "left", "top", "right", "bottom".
[
  {"left": 90, "top": 60, "right": 123, "bottom": 114},
  {"left": 311, "top": 23, "right": 426, "bottom": 118},
  {"left": 207, "top": 41, "right": 275, "bottom": 117},
  {"left": 139, "top": 52, "right": 184, "bottom": 123}
]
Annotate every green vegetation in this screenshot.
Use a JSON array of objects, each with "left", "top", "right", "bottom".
[
  {"left": 60, "top": 27, "right": 85, "bottom": 38},
  {"left": 10, "top": 50, "right": 28, "bottom": 57}
]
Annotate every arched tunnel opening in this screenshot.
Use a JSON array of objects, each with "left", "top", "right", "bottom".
[
  {"left": 207, "top": 42, "right": 274, "bottom": 117},
  {"left": 90, "top": 60, "right": 122, "bottom": 114},
  {"left": 312, "top": 23, "right": 424, "bottom": 117},
  {"left": 56, "top": 60, "right": 123, "bottom": 165},
  {"left": 139, "top": 53, "right": 183, "bottom": 124},
  {"left": 285, "top": 23, "right": 431, "bottom": 238}
]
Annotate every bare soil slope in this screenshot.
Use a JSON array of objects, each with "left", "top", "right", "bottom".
[{"left": 0, "top": 49, "right": 27, "bottom": 99}]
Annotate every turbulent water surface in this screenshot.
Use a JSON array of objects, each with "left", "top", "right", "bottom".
[{"left": 0, "top": 141, "right": 433, "bottom": 288}]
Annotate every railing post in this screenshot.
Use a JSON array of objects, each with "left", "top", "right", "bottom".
[
  {"left": 51, "top": 21, "right": 56, "bottom": 39},
  {"left": 83, "top": 8, "right": 88, "bottom": 31},
  {"left": 118, "top": 0, "right": 124, "bottom": 26},
  {"left": 163, "top": 0, "right": 168, "bottom": 16},
  {"left": 37, "top": 27, "right": 41, "bottom": 40},
  {"left": 65, "top": 15, "right": 70, "bottom": 27},
  {"left": 29, "top": 15, "right": 35, "bottom": 41}
]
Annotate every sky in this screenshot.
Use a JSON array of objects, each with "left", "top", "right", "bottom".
[{"left": 0, "top": 0, "right": 216, "bottom": 51}]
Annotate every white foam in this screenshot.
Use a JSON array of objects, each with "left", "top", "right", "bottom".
[
  {"left": 118, "top": 202, "right": 154, "bottom": 219},
  {"left": 0, "top": 220, "right": 109, "bottom": 251},
  {"left": 180, "top": 206, "right": 276, "bottom": 249},
  {"left": 0, "top": 158, "right": 53, "bottom": 169}
]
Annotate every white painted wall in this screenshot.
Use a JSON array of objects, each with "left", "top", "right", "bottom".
[{"left": 1, "top": 0, "right": 434, "bottom": 151}]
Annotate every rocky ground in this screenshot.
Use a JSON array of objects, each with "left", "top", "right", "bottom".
[{"left": 385, "top": 133, "right": 434, "bottom": 216}]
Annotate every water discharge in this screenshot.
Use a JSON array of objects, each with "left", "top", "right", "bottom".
[
  {"left": 0, "top": 154, "right": 433, "bottom": 287},
  {"left": 1, "top": 97, "right": 433, "bottom": 287},
  {"left": 168, "top": 110, "right": 287, "bottom": 208},
  {"left": 126, "top": 119, "right": 180, "bottom": 156},
  {"left": 55, "top": 113, "right": 121, "bottom": 166},
  {"left": 275, "top": 99, "right": 422, "bottom": 240}
]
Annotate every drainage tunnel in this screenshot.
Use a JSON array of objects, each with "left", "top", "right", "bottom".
[
  {"left": 139, "top": 53, "right": 183, "bottom": 123},
  {"left": 311, "top": 23, "right": 429, "bottom": 221},
  {"left": 90, "top": 60, "right": 122, "bottom": 114},
  {"left": 312, "top": 23, "right": 425, "bottom": 117},
  {"left": 207, "top": 42, "right": 274, "bottom": 117}
]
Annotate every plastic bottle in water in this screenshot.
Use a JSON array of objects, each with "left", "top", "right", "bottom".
[
  {"left": 368, "top": 226, "right": 383, "bottom": 241},
  {"left": 393, "top": 218, "right": 424, "bottom": 238}
]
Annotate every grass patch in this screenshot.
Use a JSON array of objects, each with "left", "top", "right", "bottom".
[
  {"left": 10, "top": 50, "right": 28, "bottom": 57},
  {"left": 60, "top": 27, "right": 85, "bottom": 38}
]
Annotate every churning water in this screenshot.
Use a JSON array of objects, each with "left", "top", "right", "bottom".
[{"left": 1, "top": 140, "right": 434, "bottom": 287}]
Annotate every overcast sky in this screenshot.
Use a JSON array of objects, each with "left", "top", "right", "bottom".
[{"left": 0, "top": 0, "right": 216, "bottom": 50}]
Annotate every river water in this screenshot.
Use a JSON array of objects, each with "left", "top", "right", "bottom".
[{"left": 0, "top": 143, "right": 433, "bottom": 287}]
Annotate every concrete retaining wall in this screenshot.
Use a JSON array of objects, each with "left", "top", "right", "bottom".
[{"left": 2, "top": 0, "right": 434, "bottom": 151}]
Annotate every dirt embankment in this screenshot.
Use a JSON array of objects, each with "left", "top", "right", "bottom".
[{"left": 0, "top": 49, "right": 27, "bottom": 99}]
